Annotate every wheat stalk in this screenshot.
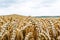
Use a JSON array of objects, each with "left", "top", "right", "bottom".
[{"left": 0, "top": 15, "right": 60, "bottom": 40}]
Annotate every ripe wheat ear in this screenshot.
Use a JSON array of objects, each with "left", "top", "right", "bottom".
[{"left": 0, "top": 14, "right": 60, "bottom": 40}]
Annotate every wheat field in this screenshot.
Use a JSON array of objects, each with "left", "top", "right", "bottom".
[{"left": 0, "top": 14, "right": 60, "bottom": 40}]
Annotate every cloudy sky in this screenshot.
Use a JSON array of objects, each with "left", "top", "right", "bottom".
[{"left": 0, "top": 0, "right": 60, "bottom": 16}]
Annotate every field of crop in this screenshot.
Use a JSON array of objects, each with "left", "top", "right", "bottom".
[{"left": 0, "top": 14, "right": 60, "bottom": 40}]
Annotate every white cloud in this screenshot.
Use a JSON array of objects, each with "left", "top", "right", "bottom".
[{"left": 0, "top": 0, "right": 60, "bottom": 16}]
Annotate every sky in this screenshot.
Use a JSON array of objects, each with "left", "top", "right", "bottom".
[{"left": 0, "top": 0, "right": 60, "bottom": 16}]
